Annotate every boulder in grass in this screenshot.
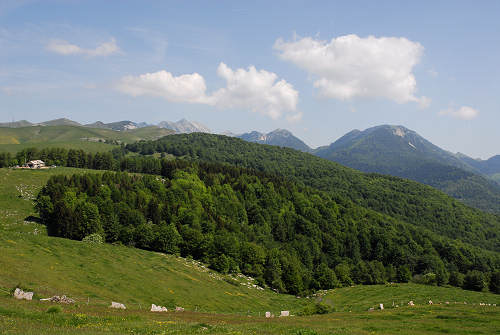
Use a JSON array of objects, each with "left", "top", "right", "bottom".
[
  {"left": 14, "top": 288, "right": 33, "bottom": 301},
  {"left": 175, "top": 306, "right": 184, "bottom": 312},
  {"left": 265, "top": 311, "right": 271, "bottom": 318},
  {"left": 408, "top": 301, "right": 415, "bottom": 306},
  {"left": 280, "top": 310, "right": 289, "bottom": 317},
  {"left": 40, "top": 295, "right": 75, "bottom": 304},
  {"left": 151, "top": 304, "right": 168, "bottom": 312},
  {"left": 110, "top": 302, "right": 126, "bottom": 309}
]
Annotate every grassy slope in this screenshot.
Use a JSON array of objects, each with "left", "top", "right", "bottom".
[
  {"left": 0, "top": 125, "right": 174, "bottom": 153},
  {"left": 322, "top": 284, "right": 499, "bottom": 312},
  {"left": 0, "top": 168, "right": 302, "bottom": 314},
  {"left": 0, "top": 168, "right": 499, "bottom": 335}
]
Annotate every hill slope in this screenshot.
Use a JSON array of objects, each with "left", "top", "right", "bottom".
[
  {"left": 313, "top": 125, "right": 500, "bottom": 213},
  {"left": 126, "top": 133, "right": 500, "bottom": 252},
  {"left": 238, "top": 129, "right": 311, "bottom": 152},
  {"left": 0, "top": 168, "right": 303, "bottom": 314},
  {"left": 0, "top": 125, "right": 174, "bottom": 150}
]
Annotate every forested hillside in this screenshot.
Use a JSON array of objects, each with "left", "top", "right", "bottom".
[
  {"left": 125, "top": 133, "right": 500, "bottom": 252},
  {"left": 36, "top": 162, "right": 500, "bottom": 295}
]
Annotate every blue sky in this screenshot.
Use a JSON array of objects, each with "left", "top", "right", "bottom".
[{"left": 1, "top": 0, "right": 499, "bottom": 158}]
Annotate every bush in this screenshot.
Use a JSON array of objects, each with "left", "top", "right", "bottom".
[
  {"left": 463, "top": 270, "right": 487, "bottom": 292},
  {"left": 46, "top": 306, "right": 62, "bottom": 314},
  {"left": 82, "top": 233, "right": 103, "bottom": 244},
  {"left": 448, "top": 271, "right": 464, "bottom": 287},
  {"left": 294, "top": 330, "right": 320, "bottom": 335},
  {"left": 298, "top": 302, "right": 334, "bottom": 316},
  {"left": 489, "top": 271, "right": 500, "bottom": 294}
]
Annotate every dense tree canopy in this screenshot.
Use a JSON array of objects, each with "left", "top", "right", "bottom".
[
  {"left": 125, "top": 133, "right": 500, "bottom": 252},
  {"left": 36, "top": 161, "right": 500, "bottom": 294}
]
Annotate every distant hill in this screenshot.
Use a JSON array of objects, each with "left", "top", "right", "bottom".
[
  {"left": 85, "top": 120, "right": 151, "bottom": 131},
  {"left": 0, "top": 125, "right": 174, "bottom": 148},
  {"left": 313, "top": 125, "right": 500, "bottom": 213},
  {"left": 39, "top": 118, "right": 82, "bottom": 127},
  {"left": 0, "top": 120, "right": 33, "bottom": 128},
  {"left": 238, "top": 129, "right": 311, "bottom": 152},
  {"left": 0, "top": 118, "right": 82, "bottom": 128},
  {"left": 158, "top": 118, "right": 211, "bottom": 133},
  {"left": 458, "top": 153, "right": 500, "bottom": 177}
]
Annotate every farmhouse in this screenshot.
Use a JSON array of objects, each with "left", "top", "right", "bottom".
[{"left": 27, "top": 160, "right": 45, "bottom": 169}]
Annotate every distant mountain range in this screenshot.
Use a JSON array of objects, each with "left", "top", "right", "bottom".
[
  {"left": 157, "top": 119, "right": 211, "bottom": 133},
  {"left": 313, "top": 125, "right": 500, "bottom": 213},
  {"left": 0, "top": 118, "right": 81, "bottom": 128},
  {"left": 0, "top": 118, "right": 211, "bottom": 133},
  {"left": 236, "top": 129, "right": 311, "bottom": 152}
]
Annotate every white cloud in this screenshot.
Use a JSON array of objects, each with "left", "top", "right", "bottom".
[
  {"left": 439, "top": 106, "right": 479, "bottom": 120},
  {"left": 117, "top": 63, "right": 299, "bottom": 120},
  {"left": 211, "top": 63, "right": 298, "bottom": 119},
  {"left": 274, "top": 34, "right": 426, "bottom": 105},
  {"left": 46, "top": 38, "right": 119, "bottom": 56},
  {"left": 117, "top": 71, "right": 212, "bottom": 104}
]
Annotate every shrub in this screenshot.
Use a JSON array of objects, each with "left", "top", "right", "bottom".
[
  {"left": 489, "top": 271, "right": 500, "bottom": 294},
  {"left": 298, "top": 302, "right": 334, "bottom": 316},
  {"left": 46, "top": 306, "right": 62, "bottom": 314},
  {"left": 463, "top": 270, "right": 487, "bottom": 292},
  {"left": 82, "top": 233, "right": 103, "bottom": 244},
  {"left": 448, "top": 271, "right": 464, "bottom": 287}
]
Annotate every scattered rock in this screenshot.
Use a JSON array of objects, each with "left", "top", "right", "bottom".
[
  {"left": 13, "top": 288, "right": 33, "bottom": 301},
  {"left": 40, "top": 295, "right": 75, "bottom": 304},
  {"left": 151, "top": 304, "right": 167, "bottom": 312},
  {"left": 280, "top": 310, "right": 289, "bottom": 317},
  {"left": 110, "top": 301, "right": 126, "bottom": 309}
]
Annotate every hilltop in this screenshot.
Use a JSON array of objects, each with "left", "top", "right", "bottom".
[
  {"left": 237, "top": 129, "right": 311, "bottom": 152},
  {"left": 313, "top": 125, "right": 500, "bottom": 213}
]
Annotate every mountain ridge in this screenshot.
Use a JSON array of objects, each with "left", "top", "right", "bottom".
[
  {"left": 313, "top": 124, "right": 500, "bottom": 213},
  {"left": 237, "top": 128, "right": 311, "bottom": 152}
]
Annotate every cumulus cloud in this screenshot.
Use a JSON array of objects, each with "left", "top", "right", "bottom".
[
  {"left": 117, "top": 71, "right": 212, "bottom": 104},
  {"left": 117, "top": 63, "right": 299, "bottom": 120},
  {"left": 274, "top": 34, "right": 427, "bottom": 106},
  {"left": 46, "top": 38, "right": 119, "bottom": 56},
  {"left": 439, "top": 106, "right": 479, "bottom": 120},
  {"left": 211, "top": 63, "right": 298, "bottom": 119}
]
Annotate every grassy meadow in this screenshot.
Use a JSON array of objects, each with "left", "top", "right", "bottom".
[
  {"left": 0, "top": 125, "right": 174, "bottom": 154},
  {"left": 0, "top": 167, "right": 499, "bottom": 334}
]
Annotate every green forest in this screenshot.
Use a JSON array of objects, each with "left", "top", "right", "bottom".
[
  {"left": 36, "top": 161, "right": 499, "bottom": 294},
  {"left": 125, "top": 133, "right": 500, "bottom": 252},
  {"left": 3, "top": 134, "right": 500, "bottom": 294}
]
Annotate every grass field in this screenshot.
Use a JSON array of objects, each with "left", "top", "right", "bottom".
[
  {"left": 0, "top": 125, "right": 174, "bottom": 153},
  {"left": 0, "top": 168, "right": 499, "bottom": 334}
]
